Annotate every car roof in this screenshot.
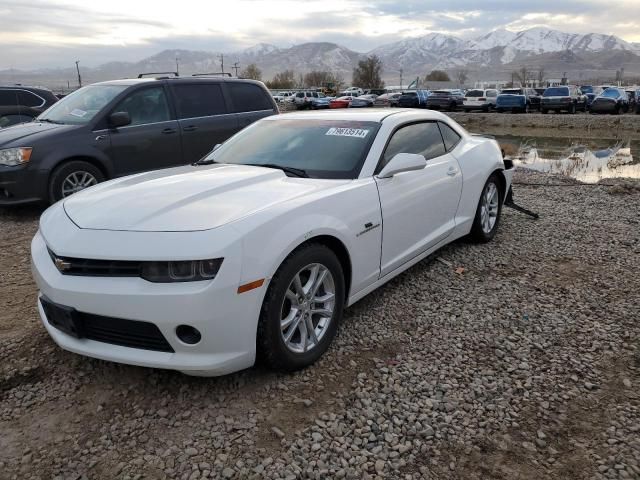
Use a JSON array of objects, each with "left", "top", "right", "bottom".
[
  {"left": 266, "top": 108, "right": 453, "bottom": 123},
  {"left": 93, "top": 77, "right": 265, "bottom": 87}
]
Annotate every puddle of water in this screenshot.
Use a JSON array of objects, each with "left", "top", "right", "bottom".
[{"left": 496, "top": 135, "right": 640, "bottom": 183}]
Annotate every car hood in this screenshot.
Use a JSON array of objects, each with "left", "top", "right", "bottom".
[
  {"left": 63, "top": 164, "right": 348, "bottom": 232},
  {"left": 0, "top": 121, "right": 76, "bottom": 147}
]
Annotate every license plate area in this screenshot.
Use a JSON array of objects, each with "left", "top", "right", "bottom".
[{"left": 40, "top": 297, "right": 84, "bottom": 338}]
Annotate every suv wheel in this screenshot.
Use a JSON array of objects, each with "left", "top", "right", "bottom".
[{"left": 49, "top": 160, "right": 104, "bottom": 204}]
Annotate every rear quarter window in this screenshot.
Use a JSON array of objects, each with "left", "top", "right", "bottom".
[
  {"left": 173, "top": 83, "right": 227, "bottom": 119},
  {"left": 437, "top": 122, "right": 461, "bottom": 151},
  {"left": 228, "top": 83, "right": 274, "bottom": 112},
  {"left": 17, "top": 91, "right": 44, "bottom": 107}
]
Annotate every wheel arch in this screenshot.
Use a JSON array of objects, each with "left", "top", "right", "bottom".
[
  {"left": 281, "top": 234, "right": 353, "bottom": 302},
  {"left": 49, "top": 155, "right": 110, "bottom": 180}
]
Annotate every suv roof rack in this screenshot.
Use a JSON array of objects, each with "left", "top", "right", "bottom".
[
  {"left": 137, "top": 72, "right": 179, "bottom": 78},
  {"left": 191, "top": 72, "right": 232, "bottom": 77}
]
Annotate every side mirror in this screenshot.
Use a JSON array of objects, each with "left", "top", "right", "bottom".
[
  {"left": 377, "top": 153, "right": 427, "bottom": 179},
  {"left": 108, "top": 111, "right": 131, "bottom": 128}
]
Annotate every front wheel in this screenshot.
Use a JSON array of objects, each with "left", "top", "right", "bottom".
[
  {"left": 257, "top": 244, "right": 345, "bottom": 371},
  {"left": 470, "top": 173, "right": 503, "bottom": 243},
  {"left": 48, "top": 160, "right": 104, "bottom": 204}
]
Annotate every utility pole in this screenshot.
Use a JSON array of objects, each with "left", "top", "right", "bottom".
[
  {"left": 75, "top": 60, "right": 82, "bottom": 88},
  {"left": 233, "top": 62, "right": 239, "bottom": 77},
  {"left": 176, "top": 56, "right": 180, "bottom": 76},
  {"left": 219, "top": 54, "right": 224, "bottom": 74},
  {"left": 399, "top": 68, "right": 403, "bottom": 90}
]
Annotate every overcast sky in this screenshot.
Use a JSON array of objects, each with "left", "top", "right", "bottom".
[{"left": 1, "top": 0, "right": 639, "bottom": 69}]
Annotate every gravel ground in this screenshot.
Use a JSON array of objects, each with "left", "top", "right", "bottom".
[{"left": 0, "top": 169, "right": 639, "bottom": 480}]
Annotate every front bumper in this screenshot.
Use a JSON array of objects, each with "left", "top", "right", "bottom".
[
  {"left": 0, "top": 165, "right": 48, "bottom": 205},
  {"left": 541, "top": 100, "right": 572, "bottom": 110},
  {"left": 31, "top": 221, "right": 264, "bottom": 376},
  {"left": 590, "top": 102, "right": 618, "bottom": 113}
]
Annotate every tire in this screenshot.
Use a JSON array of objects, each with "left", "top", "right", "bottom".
[
  {"left": 614, "top": 105, "right": 620, "bottom": 115},
  {"left": 541, "top": 108, "right": 548, "bottom": 114},
  {"left": 449, "top": 103, "right": 457, "bottom": 112},
  {"left": 48, "top": 160, "right": 104, "bottom": 204},
  {"left": 496, "top": 108, "right": 504, "bottom": 113},
  {"left": 569, "top": 103, "right": 576, "bottom": 114},
  {"left": 257, "top": 243, "right": 345, "bottom": 371},
  {"left": 470, "top": 173, "right": 503, "bottom": 243}
]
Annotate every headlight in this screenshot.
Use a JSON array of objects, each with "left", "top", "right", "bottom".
[
  {"left": 0, "top": 147, "right": 32, "bottom": 166},
  {"left": 140, "top": 259, "right": 223, "bottom": 283}
]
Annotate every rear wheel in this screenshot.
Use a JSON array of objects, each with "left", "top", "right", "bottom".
[
  {"left": 470, "top": 173, "right": 503, "bottom": 243},
  {"left": 257, "top": 244, "right": 345, "bottom": 371},
  {"left": 48, "top": 160, "right": 104, "bottom": 204}
]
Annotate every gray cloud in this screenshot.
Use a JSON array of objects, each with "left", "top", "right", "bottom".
[{"left": 0, "top": 0, "right": 638, "bottom": 70}]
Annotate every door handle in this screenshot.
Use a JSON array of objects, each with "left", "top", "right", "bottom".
[
  {"left": 182, "top": 125, "right": 198, "bottom": 132},
  {"left": 446, "top": 167, "right": 459, "bottom": 176},
  {"left": 162, "top": 128, "right": 177, "bottom": 134},
  {"left": 95, "top": 134, "right": 108, "bottom": 141}
]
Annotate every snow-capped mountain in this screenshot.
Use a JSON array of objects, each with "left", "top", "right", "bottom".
[
  {"left": 369, "top": 33, "right": 465, "bottom": 71},
  {"left": 369, "top": 27, "right": 640, "bottom": 74},
  {"left": 1, "top": 27, "right": 639, "bottom": 88}
]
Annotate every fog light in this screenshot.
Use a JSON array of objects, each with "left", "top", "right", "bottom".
[{"left": 176, "top": 325, "right": 201, "bottom": 345}]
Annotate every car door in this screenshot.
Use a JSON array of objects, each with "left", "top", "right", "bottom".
[
  {"left": 169, "top": 82, "right": 239, "bottom": 163},
  {"left": 226, "top": 82, "right": 277, "bottom": 129},
  {"left": 374, "top": 121, "right": 463, "bottom": 277},
  {"left": 107, "top": 85, "right": 183, "bottom": 176}
]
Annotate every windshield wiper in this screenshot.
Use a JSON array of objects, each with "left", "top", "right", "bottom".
[
  {"left": 38, "top": 118, "right": 64, "bottom": 125},
  {"left": 194, "top": 159, "right": 217, "bottom": 166},
  {"left": 246, "top": 163, "right": 308, "bottom": 178}
]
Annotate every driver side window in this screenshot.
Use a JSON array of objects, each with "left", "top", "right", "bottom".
[
  {"left": 113, "top": 87, "right": 171, "bottom": 127},
  {"left": 378, "top": 122, "right": 446, "bottom": 173}
]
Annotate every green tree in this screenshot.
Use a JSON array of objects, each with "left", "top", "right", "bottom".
[
  {"left": 265, "top": 70, "right": 296, "bottom": 89},
  {"left": 240, "top": 63, "right": 262, "bottom": 81},
  {"left": 352, "top": 55, "right": 385, "bottom": 89},
  {"left": 425, "top": 70, "right": 450, "bottom": 81}
]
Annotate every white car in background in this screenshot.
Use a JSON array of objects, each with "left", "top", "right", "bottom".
[
  {"left": 463, "top": 89, "right": 499, "bottom": 112},
  {"left": 272, "top": 91, "right": 295, "bottom": 103},
  {"left": 340, "top": 87, "right": 364, "bottom": 96},
  {"left": 32, "top": 110, "right": 513, "bottom": 376}
]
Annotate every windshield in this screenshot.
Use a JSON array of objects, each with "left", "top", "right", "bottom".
[
  {"left": 501, "top": 89, "right": 523, "bottom": 95},
  {"left": 544, "top": 87, "right": 569, "bottom": 96},
  {"left": 37, "top": 85, "right": 126, "bottom": 125},
  {"left": 600, "top": 89, "right": 621, "bottom": 99},
  {"left": 202, "top": 119, "right": 380, "bottom": 179}
]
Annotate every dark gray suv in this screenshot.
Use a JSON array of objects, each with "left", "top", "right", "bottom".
[{"left": 0, "top": 76, "right": 277, "bottom": 205}]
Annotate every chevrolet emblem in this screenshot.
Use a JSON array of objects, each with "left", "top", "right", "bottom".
[{"left": 54, "top": 257, "right": 71, "bottom": 272}]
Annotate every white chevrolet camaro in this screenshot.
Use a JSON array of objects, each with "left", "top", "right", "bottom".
[{"left": 31, "top": 109, "right": 513, "bottom": 376}]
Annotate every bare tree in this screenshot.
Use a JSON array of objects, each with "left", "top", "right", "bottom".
[
  {"left": 303, "top": 71, "right": 338, "bottom": 88},
  {"left": 352, "top": 55, "right": 385, "bottom": 89},
  {"left": 537, "top": 68, "right": 545, "bottom": 87},
  {"left": 265, "top": 70, "right": 296, "bottom": 89},
  {"left": 513, "top": 66, "right": 531, "bottom": 86},
  {"left": 456, "top": 69, "right": 468, "bottom": 87},
  {"left": 240, "top": 63, "right": 262, "bottom": 81}
]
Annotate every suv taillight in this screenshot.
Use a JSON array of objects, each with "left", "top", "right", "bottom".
[{"left": 478, "top": 97, "right": 486, "bottom": 101}]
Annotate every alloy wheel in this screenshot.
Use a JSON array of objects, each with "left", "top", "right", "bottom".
[
  {"left": 480, "top": 182, "right": 499, "bottom": 234},
  {"left": 280, "top": 263, "right": 336, "bottom": 354},
  {"left": 61, "top": 171, "right": 98, "bottom": 197}
]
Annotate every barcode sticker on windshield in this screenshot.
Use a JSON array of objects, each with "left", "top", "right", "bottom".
[{"left": 325, "top": 127, "right": 369, "bottom": 138}]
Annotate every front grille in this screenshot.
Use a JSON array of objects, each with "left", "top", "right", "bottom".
[
  {"left": 81, "top": 313, "right": 174, "bottom": 352},
  {"left": 41, "top": 296, "right": 175, "bottom": 353},
  {"left": 48, "top": 248, "right": 141, "bottom": 277}
]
